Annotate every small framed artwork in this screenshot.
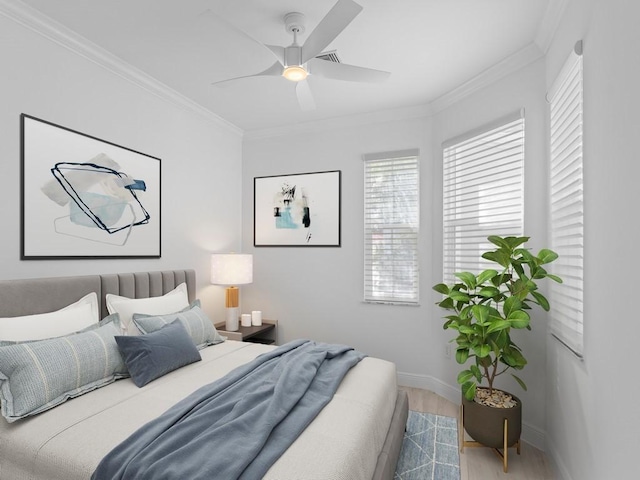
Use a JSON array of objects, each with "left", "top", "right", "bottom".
[
  {"left": 254, "top": 170, "right": 341, "bottom": 247},
  {"left": 21, "top": 114, "right": 161, "bottom": 259}
]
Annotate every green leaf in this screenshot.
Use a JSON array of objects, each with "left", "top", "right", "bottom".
[
  {"left": 449, "top": 290, "right": 471, "bottom": 302},
  {"left": 503, "top": 296, "right": 522, "bottom": 317},
  {"left": 532, "top": 266, "right": 547, "bottom": 279},
  {"left": 438, "top": 298, "right": 455, "bottom": 310},
  {"left": 512, "top": 261, "right": 525, "bottom": 278},
  {"left": 514, "top": 248, "right": 535, "bottom": 262},
  {"left": 457, "top": 370, "right": 474, "bottom": 384},
  {"left": 478, "top": 286, "right": 500, "bottom": 298},
  {"left": 486, "top": 319, "right": 511, "bottom": 334},
  {"left": 491, "top": 273, "right": 511, "bottom": 288},
  {"left": 458, "top": 325, "right": 475, "bottom": 335},
  {"left": 456, "top": 348, "right": 469, "bottom": 364},
  {"left": 455, "top": 272, "right": 477, "bottom": 289},
  {"left": 508, "top": 310, "right": 530, "bottom": 329},
  {"left": 482, "top": 250, "right": 511, "bottom": 268},
  {"left": 487, "top": 235, "right": 510, "bottom": 249},
  {"left": 505, "top": 236, "right": 530, "bottom": 250},
  {"left": 509, "top": 349, "right": 528, "bottom": 368},
  {"left": 462, "top": 381, "right": 477, "bottom": 401},
  {"left": 547, "top": 274, "right": 563, "bottom": 283},
  {"left": 471, "top": 305, "right": 490, "bottom": 325},
  {"left": 531, "top": 291, "right": 550, "bottom": 311},
  {"left": 470, "top": 365, "right": 483, "bottom": 382},
  {"left": 537, "top": 248, "right": 559, "bottom": 264},
  {"left": 433, "top": 283, "right": 450, "bottom": 295},
  {"left": 472, "top": 344, "right": 491, "bottom": 358},
  {"left": 511, "top": 374, "right": 528, "bottom": 391},
  {"left": 476, "top": 269, "right": 498, "bottom": 285},
  {"left": 502, "top": 351, "right": 517, "bottom": 367}
]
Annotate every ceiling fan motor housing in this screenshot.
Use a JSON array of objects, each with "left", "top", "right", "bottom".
[
  {"left": 284, "top": 45, "right": 303, "bottom": 67},
  {"left": 284, "top": 12, "right": 306, "bottom": 35}
]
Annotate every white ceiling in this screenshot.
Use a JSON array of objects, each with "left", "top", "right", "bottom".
[{"left": 18, "top": 0, "right": 552, "bottom": 132}]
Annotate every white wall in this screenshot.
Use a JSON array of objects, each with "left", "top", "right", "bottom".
[
  {"left": 545, "top": 1, "right": 640, "bottom": 479},
  {"left": 0, "top": 11, "right": 243, "bottom": 319},
  {"left": 242, "top": 56, "right": 550, "bottom": 449},
  {"left": 242, "top": 113, "right": 434, "bottom": 377}
]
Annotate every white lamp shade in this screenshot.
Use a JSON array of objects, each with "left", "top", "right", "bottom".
[{"left": 211, "top": 254, "right": 253, "bottom": 285}]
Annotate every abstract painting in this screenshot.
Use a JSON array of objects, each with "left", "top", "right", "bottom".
[
  {"left": 21, "top": 114, "right": 161, "bottom": 259},
  {"left": 254, "top": 170, "right": 341, "bottom": 247}
]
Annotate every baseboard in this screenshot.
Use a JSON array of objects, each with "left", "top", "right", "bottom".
[
  {"left": 397, "top": 371, "right": 546, "bottom": 451},
  {"left": 397, "top": 371, "right": 460, "bottom": 405}
]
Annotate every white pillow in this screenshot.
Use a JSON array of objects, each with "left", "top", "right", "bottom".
[
  {"left": 0, "top": 292, "right": 99, "bottom": 342},
  {"left": 105, "top": 283, "right": 189, "bottom": 335}
]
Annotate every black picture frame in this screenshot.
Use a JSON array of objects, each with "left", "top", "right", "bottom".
[
  {"left": 254, "top": 170, "right": 341, "bottom": 247},
  {"left": 21, "top": 114, "right": 161, "bottom": 259}
]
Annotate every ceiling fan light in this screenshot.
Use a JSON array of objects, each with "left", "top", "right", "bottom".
[{"left": 283, "top": 65, "right": 308, "bottom": 82}]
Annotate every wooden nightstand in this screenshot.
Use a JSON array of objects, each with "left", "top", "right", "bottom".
[{"left": 215, "top": 319, "right": 278, "bottom": 345}]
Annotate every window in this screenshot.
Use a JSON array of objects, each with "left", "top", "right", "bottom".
[
  {"left": 363, "top": 150, "right": 419, "bottom": 304},
  {"left": 548, "top": 42, "right": 584, "bottom": 357},
  {"left": 442, "top": 111, "right": 525, "bottom": 284}
]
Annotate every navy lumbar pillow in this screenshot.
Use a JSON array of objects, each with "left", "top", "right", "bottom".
[{"left": 115, "top": 319, "right": 201, "bottom": 387}]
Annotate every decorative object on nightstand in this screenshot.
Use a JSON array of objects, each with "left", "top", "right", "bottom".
[
  {"left": 241, "top": 313, "right": 252, "bottom": 327},
  {"left": 251, "top": 310, "right": 262, "bottom": 326},
  {"left": 210, "top": 253, "right": 253, "bottom": 332}
]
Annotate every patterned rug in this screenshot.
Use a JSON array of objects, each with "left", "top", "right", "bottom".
[{"left": 394, "top": 411, "right": 461, "bottom": 480}]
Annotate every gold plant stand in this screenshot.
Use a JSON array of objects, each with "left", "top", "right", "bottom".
[{"left": 459, "top": 404, "right": 521, "bottom": 473}]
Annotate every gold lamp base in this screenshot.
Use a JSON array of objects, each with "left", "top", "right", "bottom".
[{"left": 224, "top": 286, "right": 240, "bottom": 331}]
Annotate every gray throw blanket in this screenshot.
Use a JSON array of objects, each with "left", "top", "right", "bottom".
[{"left": 92, "top": 339, "right": 366, "bottom": 480}]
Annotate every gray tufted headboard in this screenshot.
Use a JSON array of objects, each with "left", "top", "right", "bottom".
[{"left": 0, "top": 270, "right": 196, "bottom": 319}]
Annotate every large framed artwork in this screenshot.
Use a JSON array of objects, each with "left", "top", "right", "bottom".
[
  {"left": 21, "top": 114, "right": 161, "bottom": 259},
  {"left": 254, "top": 170, "right": 341, "bottom": 247}
]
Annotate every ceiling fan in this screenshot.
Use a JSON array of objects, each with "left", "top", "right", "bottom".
[{"left": 210, "top": 0, "right": 390, "bottom": 111}]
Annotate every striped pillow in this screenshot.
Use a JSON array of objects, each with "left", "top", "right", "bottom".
[
  {"left": 0, "top": 317, "right": 128, "bottom": 423},
  {"left": 133, "top": 304, "right": 225, "bottom": 350}
]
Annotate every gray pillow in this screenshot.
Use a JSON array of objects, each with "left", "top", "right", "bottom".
[
  {"left": 0, "top": 316, "right": 128, "bottom": 423},
  {"left": 133, "top": 304, "right": 225, "bottom": 349},
  {"left": 115, "top": 320, "right": 201, "bottom": 388}
]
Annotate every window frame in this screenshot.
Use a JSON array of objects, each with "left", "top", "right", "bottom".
[
  {"left": 548, "top": 42, "right": 585, "bottom": 358},
  {"left": 363, "top": 149, "right": 420, "bottom": 305},
  {"left": 442, "top": 110, "right": 526, "bottom": 284}
]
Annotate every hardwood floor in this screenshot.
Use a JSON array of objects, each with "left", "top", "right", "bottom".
[{"left": 399, "top": 386, "right": 555, "bottom": 480}]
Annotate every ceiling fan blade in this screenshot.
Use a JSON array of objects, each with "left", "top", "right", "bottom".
[
  {"left": 301, "top": 0, "right": 363, "bottom": 64},
  {"left": 266, "top": 45, "right": 286, "bottom": 65},
  {"left": 296, "top": 80, "right": 316, "bottom": 111},
  {"left": 308, "top": 58, "right": 390, "bottom": 83},
  {"left": 198, "top": 9, "right": 284, "bottom": 66},
  {"left": 212, "top": 61, "right": 283, "bottom": 86}
]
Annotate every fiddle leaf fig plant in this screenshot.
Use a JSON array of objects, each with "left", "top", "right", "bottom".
[{"left": 433, "top": 235, "right": 562, "bottom": 402}]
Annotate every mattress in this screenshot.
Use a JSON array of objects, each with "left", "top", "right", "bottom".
[{"left": 0, "top": 340, "right": 398, "bottom": 480}]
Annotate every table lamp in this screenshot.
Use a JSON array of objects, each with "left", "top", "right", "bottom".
[{"left": 211, "top": 253, "right": 253, "bottom": 331}]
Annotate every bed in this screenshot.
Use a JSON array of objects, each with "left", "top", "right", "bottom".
[{"left": 0, "top": 269, "right": 408, "bottom": 480}]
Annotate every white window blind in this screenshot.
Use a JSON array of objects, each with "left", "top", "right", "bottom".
[
  {"left": 548, "top": 41, "right": 584, "bottom": 358},
  {"left": 442, "top": 111, "right": 525, "bottom": 284},
  {"left": 363, "top": 150, "right": 419, "bottom": 304}
]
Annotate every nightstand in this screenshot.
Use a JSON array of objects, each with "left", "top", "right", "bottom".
[{"left": 215, "top": 319, "right": 278, "bottom": 345}]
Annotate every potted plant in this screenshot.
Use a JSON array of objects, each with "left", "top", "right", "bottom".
[{"left": 433, "top": 235, "right": 561, "bottom": 459}]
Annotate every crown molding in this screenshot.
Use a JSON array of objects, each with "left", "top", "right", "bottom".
[
  {"left": 429, "top": 42, "right": 544, "bottom": 114},
  {"left": 0, "top": 0, "right": 242, "bottom": 137},
  {"left": 535, "top": 0, "right": 571, "bottom": 54},
  {"left": 243, "top": 103, "right": 432, "bottom": 142}
]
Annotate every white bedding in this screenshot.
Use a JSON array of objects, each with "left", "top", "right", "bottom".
[{"left": 0, "top": 340, "right": 397, "bottom": 480}]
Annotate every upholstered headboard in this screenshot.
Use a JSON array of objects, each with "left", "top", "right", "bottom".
[{"left": 0, "top": 270, "right": 196, "bottom": 319}]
